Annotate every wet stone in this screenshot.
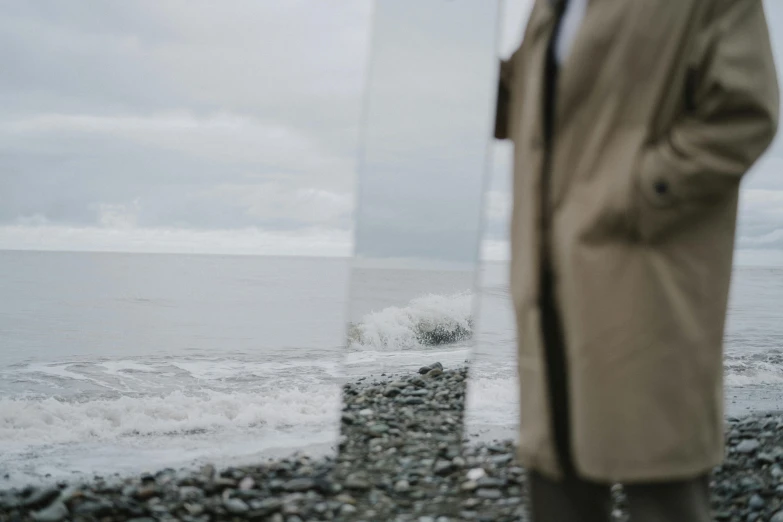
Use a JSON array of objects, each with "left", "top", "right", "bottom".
[
  {"left": 30, "top": 502, "right": 68, "bottom": 522},
  {"left": 737, "top": 439, "right": 761, "bottom": 454}
]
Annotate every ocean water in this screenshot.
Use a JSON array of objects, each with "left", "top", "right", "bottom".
[{"left": 1, "top": 251, "right": 781, "bottom": 487}]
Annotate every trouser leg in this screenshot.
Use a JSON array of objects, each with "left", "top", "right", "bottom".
[
  {"left": 529, "top": 470, "right": 612, "bottom": 522},
  {"left": 624, "top": 475, "right": 712, "bottom": 522}
]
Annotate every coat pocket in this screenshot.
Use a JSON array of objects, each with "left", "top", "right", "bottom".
[{"left": 629, "top": 146, "right": 700, "bottom": 244}]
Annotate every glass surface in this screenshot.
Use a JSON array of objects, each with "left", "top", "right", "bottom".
[{"left": 337, "top": 1, "right": 500, "bottom": 518}]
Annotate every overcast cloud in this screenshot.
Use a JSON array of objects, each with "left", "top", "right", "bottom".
[{"left": 0, "top": 0, "right": 780, "bottom": 265}]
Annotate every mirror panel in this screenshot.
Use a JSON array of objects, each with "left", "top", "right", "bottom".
[{"left": 336, "top": 1, "right": 500, "bottom": 518}]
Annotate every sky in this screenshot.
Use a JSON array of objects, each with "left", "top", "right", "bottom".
[{"left": 0, "top": 0, "right": 781, "bottom": 266}]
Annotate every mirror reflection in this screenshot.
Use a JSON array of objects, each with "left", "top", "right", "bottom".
[{"left": 335, "top": 1, "right": 500, "bottom": 519}]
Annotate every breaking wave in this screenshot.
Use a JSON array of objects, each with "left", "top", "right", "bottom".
[
  {"left": 0, "top": 386, "right": 339, "bottom": 447},
  {"left": 724, "top": 350, "right": 783, "bottom": 386},
  {"left": 348, "top": 293, "right": 474, "bottom": 351}
]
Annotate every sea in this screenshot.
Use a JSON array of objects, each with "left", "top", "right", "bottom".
[{"left": 0, "top": 250, "right": 781, "bottom": 487}]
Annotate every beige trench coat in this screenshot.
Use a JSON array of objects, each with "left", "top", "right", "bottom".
[{"left": 496, "top": 0, "right": 779, "bottom": 482}]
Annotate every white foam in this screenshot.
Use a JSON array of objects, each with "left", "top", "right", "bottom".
[
  {"left": 349, "top": 293, "right": 473, "bottom": 351},
  {"left": 0, "top": 385, "right": 340, "bottom": 448},
  {"left": 20, "top": 362, "right": 92, "bottom": 382},
  {"left": 99, "top": 360, "right": 160, "bottom": 374}
]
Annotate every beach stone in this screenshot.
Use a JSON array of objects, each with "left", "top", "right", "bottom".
[
  {"left": 224, "top": 497, "right": 249, "bottom": 514},
  {"left": 771, "top": 511, "right": 783, "bottom": 522},
  {"left": 183, "top": 502, "right": 205, "bottom": 516},
  {"left": 476, "top": 488, "right": 502, "bottom": 500},
  {"left": 200, "top": 464, "right": 216, "bottom": 479},
  {"left": 31, "top": 502, "right": 68, "bottom": 522},
  {"left": 466, "top": 468, "right": 486, "bottom": 481},
  {"left": 488, "top": 454, "right": 513, "bottom": 465},
  {"left": 340, "top": 504, "right": 358, "bottom": 516},
  {"left": 344, "top": 474, "right": 372, "bottom": 491},
  {"left": 283, "top": 478, "right": 316, "bottom": 492},
  {"left": 461, "top": 480, "right": 478, "bottom": 492},
  {"left": 477, "top": 477, "right": 506, "bottom": 488},
  {"left": 737, "top": 439, "right": 761, "bottom": 454},
  {"left": 433, "top": 460, "right": 454, "bottom": 476},
  {"left": 249, "top": 498, "right": 282, "bottom": 515},
  {"left": 22, "top": 487, "right": 60, "bottom": 509},
  {"left": 239, "top": 476, "right": 255, "bottom": 490},
  {"left": 368, "top": 423, "right": 390, "bottom": 435},
  {"left": 757, "top": 452, "right": 775, "bottom": 464},
  {"left": 179, "top": 486, "right": 204, "bottom": 500},
  {"left": 72, "top": 499, "right": 113, "bottom": 517},
  {"left": 394, "top": 480, "right": 410, "bottom": 493},
  {"left": 748, "top": 493, "right": 764, "bottom": 510},
  {"left": 133, "top": 485, "right": 158, "bottom": 500}
]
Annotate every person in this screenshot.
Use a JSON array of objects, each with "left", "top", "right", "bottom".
[{"left": 494, "top": 0, "right": 779, "bottom": 520}]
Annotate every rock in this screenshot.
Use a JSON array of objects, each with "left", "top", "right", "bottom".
[
  {"left": 344, "top": 474, "right": 372, "bottom": 491},
  {"left": 476, "top": 488, "right": 502, "bottom": 500},
  {"left": 466, "top": 468, "right": 486, "bottom": 481},
  {"left": 214, "top": 477, "right": 237, "bottom": 490},
  {"left": 748, "top": 493, "right": 764, "bottom": 510},
  {"left": 179, "top": 485, "right": 204, "bottom": 500},
  {"left": 461, "top": 480, "right": 478, "bottom": 492},
  {"left": 133, "top": 485, "right": 158, "bottom": 500},
  {"left": 22, "top": 487, "right": 61, "bottom": 509},
  {"left": 394, "top": 480, "right": 410, "bottom": 493},
  {"left": 183, "top": 502, "right": 205, "bottom": 516},
  {"left": 433, "top": 460, "right": 454, "bottom": 476},
  {"left": 31, "top": 502, "right": 68, "bottom": 522},
  {"left": 488, "top": 454, "right": 513, "bottom": 465},
  {"left": 283, "top": 477, "right": 316, "bottom": 492},
  {"left": 72, "top": 499, "right": 113, "bottom": 517},
  {"left": 476, "top": 477, "right": 506, "bottom": 488},
  {"left": 200, "top": 464, "right": 216, "bottom": 479},
  {"left": 368, "top": 423, "right": 390, "bottom": 435},
  {"left": 425, "top": 368, "right": 443, "bottom": 378},
  {"left": 340, "top": 504, "right": 358, "bottom": 515},
  {"left": 249, "top": 498, "right": 282, "bottom": 515},
  {"left": 757, "top": 452, "right": 776, "bottom": 464},
  {"left": 224, "top": 497, "right": 249, "bottom": 514},
  {"left": 335, "top": 493, "right": 356, "bottom": 504},
  {"left": 736, "top": 439, "right": 761, "bottom": 454},
  {"left": 771, "top": 511, "right": 783, "bottom": 522},
  {"left": 239, "top": 476, "right": 255, "bottom": 490}
]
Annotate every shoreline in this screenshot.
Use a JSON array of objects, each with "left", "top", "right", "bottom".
[{"left": 1, "top": 366, "right": 782, "bottom": 521}]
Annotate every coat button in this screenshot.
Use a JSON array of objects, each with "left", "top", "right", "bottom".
[{"left": 654, "top": 180, "right": 669, "bottom": 195}]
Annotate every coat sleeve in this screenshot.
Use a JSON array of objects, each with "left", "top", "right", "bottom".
[
  {"left": 494, "top": 58, "right": 514, "bottom": 140},
  {"left": 638, "top": 0, "right": 779, "bottom": 209}
]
